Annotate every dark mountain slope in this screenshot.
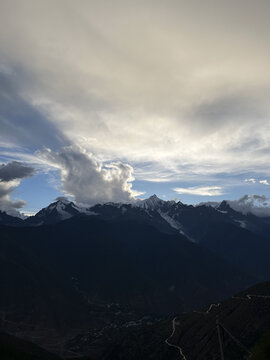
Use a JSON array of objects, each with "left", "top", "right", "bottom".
[
  {"left": 90, "top": 202, "right": 178, "bottom": 235},
  {"left": 200, "top": 222, "right": 270, "bottom": 280},
  {"left": 0, "top": 332, "right": 61, "bottom": 360},
  {"left": 105, "top": 281, "right": 270, "bottom": 360},
  {"left": 0, "top": 217, "right": 253, "bottom": 314},
  {"left": 0, "top": 216, "right": 254, "bottom": 355},
  {"left": 0, "top": 211, "right": 24, "bottom": 226},
  {"left": 0, "top": 227, "right": 90, "bottom": 353},
  {"left": 217, "top": 200, "right": 270, "bottom": 238}
]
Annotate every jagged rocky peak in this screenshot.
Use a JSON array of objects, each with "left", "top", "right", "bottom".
[
  {"left": 145, "top": 194, "right": 163, "bottom": 204},
  {"left": 32, "top": 197, "right": 81, "bottom": 222},
  {"left": 137, "top": 194, "right": 179, "bottom": 210},
  {"left": 217, "top": 200, "right": 232, "bottom": 212},
  {"left": 138, "top": 194, "right": 165, "bottom": 209},
  {"left": 45, "top": 197, "right": 85, "bottom": 214}
]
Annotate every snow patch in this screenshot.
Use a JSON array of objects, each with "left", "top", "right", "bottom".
[
  {"left": 137, "top": 195, "right": 166, "bottom": 210},
  {"left": 217, "top": 210, "right": 228, "bottom": 214},
  {"left": 158, "top": 210, "right": 191, "bottom": 239},
  {"left": 55, "top": 202, "right": 73, "bottom": 220},
  {"left": 234, "top": 220, "right": 247, "bottom": 228}
]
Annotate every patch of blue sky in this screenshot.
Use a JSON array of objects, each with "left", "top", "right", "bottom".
[{"left": 11, "top": 171, "right": 63, "bottom": 214}]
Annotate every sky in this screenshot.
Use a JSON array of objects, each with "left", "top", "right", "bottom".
[{"left": 1, "top": 0, "right": 270, "bottom": 215}]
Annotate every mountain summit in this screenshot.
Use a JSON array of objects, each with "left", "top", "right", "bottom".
[
  {"left": 137, "top": 194, "right": 167, "bottom": 210},
  {"left": 25, "top": 198, "right": 91, "bottom": 225}
]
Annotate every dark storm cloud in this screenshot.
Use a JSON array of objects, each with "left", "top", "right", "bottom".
[
  {"left": 0, "top": 161, "right": 35, "bottom": 181},
  {"left": 0, "top": 179, "right": 27, "bottom": 215},
  {"left": 0, "top": 160, "right": 35, "bottom": 214}
]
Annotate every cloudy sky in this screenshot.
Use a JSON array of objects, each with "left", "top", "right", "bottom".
[{"left": 1, "top": 0, "right": 270, "bottom": 214}]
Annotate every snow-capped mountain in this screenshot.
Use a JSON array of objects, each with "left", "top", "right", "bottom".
[
  {"left": 4, "top": 195, "right": 270, "bottom": 242},
  {"left": 25, "top": 198, "right": 95, "bottom": 226},
  {"left": 136, "top": 194, "right": 168, "bottom": 209},
  {"left": 88, "top": 195, "right": 270, "bottom": 241},
  {"left": 89, "top": 197, "right": 180, "bottom": 235},
  {"left": 134, "top": 195, "right": 187, "bottom": 235}
]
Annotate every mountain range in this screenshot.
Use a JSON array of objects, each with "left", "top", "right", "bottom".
[
  {"left": 3, "top": 194, "right": 270, "bottom": 281},
  {"left": 4, "top": 194, "right": 270, "bottom": 239},
  {"left": 1, "top": 195, "right": 270, "bottom": 358}
]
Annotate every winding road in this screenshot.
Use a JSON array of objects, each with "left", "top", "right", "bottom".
[
  {"left": 165, "top": 293, "right": 270, "bottom": 359},
  {"left": 165, "top": 316, "right": 187, "bottom": 360}
]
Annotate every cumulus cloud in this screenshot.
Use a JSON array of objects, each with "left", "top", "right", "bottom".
[
  {"left": 38, "top": 146, "right": 143, "bottom": 205},
  {"left": 227, "top": 195, "right": 270, "bottom": 217},
  {"left": 0, "top": 161, "right": 35, "bottom": 215},
  {"left": 173, "top": 186, "right": 224, "bottom": 196}
]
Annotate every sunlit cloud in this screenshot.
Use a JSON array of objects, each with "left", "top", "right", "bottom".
[
  {"left": 38, "top": 146, "right": 143, "bottom": 205},
  {"left": 245, "top": 178, "right": 257, "bottom": 184},
  {"left": 173, "top": 186, "right": 224, "bottom": 196},
  {"left": 259, "top": 179, "right": 270, "bottom": 186}
]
